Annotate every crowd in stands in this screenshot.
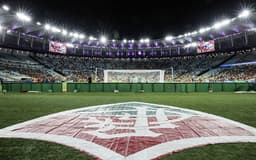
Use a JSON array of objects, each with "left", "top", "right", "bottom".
[
  {"left": 210, "top": 65, "right": 256, "bottom": 82},
  {"left": 0, "top": 48, "right": 255, "bottom": 83}
]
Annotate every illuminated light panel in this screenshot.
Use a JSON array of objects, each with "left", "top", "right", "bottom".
[
  {"left": 238, "top": 10, "right": 250, "bottom": 18},
  {"left": 62, "top": 29, "right": 67, "bottom": 36},
  {"left": 199, "top": 27, "right": 211, "bottom": 33},
  {"left": 100, "top": 36, "right": 107, "bottom": 44},
  {"left": 44, "top": 24, "right": 51, "bottom": 30},
  {"left": 184, "top": 42, "right": 198, "bottom": 48},
  {"left": 2, "top": 5, "right": 9, "bottom": 11},
  {"left": 89, "top": 36, "right": 95, "bottom": 41},
  {"left": 213, "top": 19, "right": 231, "bottom": 29},
  {"left": 66, "top": 43, "right": 74, "bottom": 48},
  {"left": 144, "top": 38, "right": 150, "bottom": 43},
  {"left": 16, "top": 12, "right": 31, "bottom": 22},
  {"left": 79, "top": 34, "right": 85, "bottom": 39},
  {"left": 165, "top": 36, "right": 173, "bottom": 41},
  {"left": 73, "top": 33, "right": 79, "bottom": 38},
  {"left": 51, "top": 26, "right": 61, "bottom": 33},
  {"left": 36, "top": 22, "right": 41, "bottom": 26}
]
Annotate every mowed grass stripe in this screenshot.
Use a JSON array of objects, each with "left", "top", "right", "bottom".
[{"left": 0, "top": 93, "right": 256, "bottom": 160}]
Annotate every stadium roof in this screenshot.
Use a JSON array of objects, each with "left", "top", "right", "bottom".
[{"left": 0, "top": 3, "right": 255, "bottom": 47}]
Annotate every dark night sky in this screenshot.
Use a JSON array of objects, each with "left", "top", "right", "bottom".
[{"left": 1, "top": 0, "right": 255, "bottom": 39}]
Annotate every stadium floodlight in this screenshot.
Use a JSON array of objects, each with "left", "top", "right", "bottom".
[
  {"left": 144, "top": 38, "right": 150, "bottom": 43},
  {"left": 44, "top": 24, "right": 51, "bottom": 30},
  {"left": 191, "top": 31, "right": 198, "bottom": 35},
  {"left": 199, "top": 28, "right": 208, "bottom": 33},
  {"left": 73, "top": 32, "right": 79, "bottom": 38},
  {"left": 36, "top": 22, "right": 41, "bottom": 26},
  {"left": 16, "top": 12, "right": 31, "bottom": 22},
  {"left": 89, "top": 36, "right": 95, "bottom": 41},
  {"left": 69, "top": 32, "right": 74, "bottom": 37},
  {"left": 51, "top": 26, "right": 61, "bottom": 33},
  {"left": 62, "top": 29, "right": 67, "bottom": 36},
  {"left": 66, "top": 43, "right": 74, "bottom": 48},
  {"left": 213, "top": 19, "right": 231, "bottom": 29},
  {"left": 2, "top": 5, "right": 9, "bottom": 11},
  {"left": 140, "top": 39, "right": 145, "bottom": 43},
  {"left": 238, "top": 10, "right": 250, "bottom": 18},
  {"left": 123, "top": 39, "right": 127, "bottom": 43},
  {"left": 100, "top": 36, "right": 107, "bottom": 44},
  {"left": 199, "top": 27, "right": 211, "bottom": 33},
  {"left": 131, "top": 40, "right": 135, "bottom": 43},
  {"left": 79, "top": 34, "right": 85, "bottom": 39},
  {"left": 190, "top": 42, "right": 197, "bottom": 47},
  {"left": 178, "top": 35, "right": 183, "bottom": 38},
  {"left": 165, "top": 36, "right": 173, "bottom": 41},
  {"left": 184, "top": 42, "right": 197, "bottom": 48},
  {"left": 112, "top": 39, "right": 116, "bottom": 42}
]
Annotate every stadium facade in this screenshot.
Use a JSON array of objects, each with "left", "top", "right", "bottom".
[{"left": 0, "top": 5, "right": 255, "bottom": 85}]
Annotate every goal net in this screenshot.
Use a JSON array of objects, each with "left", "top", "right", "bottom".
[{"left": 104, "top": 70, "right": 165, "bottom": 83}]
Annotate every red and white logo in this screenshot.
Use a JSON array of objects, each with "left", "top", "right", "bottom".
[{"left": 1, "top": 102, "right": 256, "bottom": 160}]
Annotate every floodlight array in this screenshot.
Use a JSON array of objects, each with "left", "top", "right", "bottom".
[
  {"left": 16, "top": 12, "right": 31, "bottom": 22},
  {"left": 100, "top": 36, "right": 107, "bottom": 44},
  {"left": 2, "top": 5, "right": 9, "bottom": 11},
  {"left": 184, "top": 42, "right": 197, "bottom": 48},
  {"left": 0, "top": 4, "right": 253, "bottom": 44}
]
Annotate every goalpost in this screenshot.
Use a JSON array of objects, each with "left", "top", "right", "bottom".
[{"left": 104, "top": 70, "right": 165, "bottom": 83}]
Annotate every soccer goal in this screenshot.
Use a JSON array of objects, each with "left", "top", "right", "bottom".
[{"left": 104, "top": 70, "right": 165, "bottom": 83}]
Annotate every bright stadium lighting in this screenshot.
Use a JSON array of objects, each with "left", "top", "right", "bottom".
[
  {"left": 165, "top": 36, "right": 173, "bottom": 41},
  {"left": 190, "top": 42, "right": 197, "bottom": 47},
  {"left": 79, "top": 34, "right": 85, "bottom": 39},
  {"left": 36, "top": 22, "right": 41, "bottom": 26},
  {"left": 140, "top": 39, "right": 144, "bottom": 43},
  {"left": 199, "top": 27, "right": 211, "bottom": 33},
  {"left": 16, "top": 12, "right": 31, "bottom": 22},
  {"left": 144, "top": 38, "right": 150, "bottom": 43},
  {"left": 66, "top": 43, "right": 74, "bottom": 48},
  {"left": 191, "top": 31, "right": 198, "bottom": 35},
  {"left": 89, "top": 36, "right": 95, "bottom": 41},
  {"left": 69, "top": 32, "right": 74, "bottom": 37},
  {"left": 73, "top": 32, "right": 79, "bottom": 38},
  {"left": 184, "top": 42, "right": 198, "bottom": 48},
  {"left": 123, "top": 39, "right": 127, "bottom": 43},
  {"left": 62, "top": 29, "right": 67, "bottom": 36},
  {"left": 2, "top": 5, "right": 9, "bottom": 11},
  {"left": 238, "top": 10, "right": 250, "bottom": 18},
  {"left": 100, "top": 36, "right": 107, "bottom": 44},
  {"left": 112, "top": 39, "right": 116, "bottom": 42},
  {"left": 44, "top": 24, "right": 51, "bottom": 30},
  {"left": 51, "top": 26, "right": 61, "bottom": 33},
  {"left": 213, "top": 19, "right": 231, "bottom": 29},
  {"left": 199, "top": 28, "right": 208, "bottom": 33},
  {"left": 131, "top": 40, "right": 135, "bottom": 43}
]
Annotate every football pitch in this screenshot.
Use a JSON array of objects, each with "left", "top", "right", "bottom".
[{"left": 0, "top": 92, "right": 256, "bottom": 160}]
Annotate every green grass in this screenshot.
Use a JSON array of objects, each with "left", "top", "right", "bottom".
[{"left": 0, "top": 92, "right": 256, "bottom": 160}]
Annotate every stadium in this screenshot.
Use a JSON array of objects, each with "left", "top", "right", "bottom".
[{"left": 0, "top": 1, "right": 256, "bottom": 160}]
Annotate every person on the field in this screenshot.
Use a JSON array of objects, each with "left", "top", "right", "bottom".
[
  {"left": 88, "top": 76, "right": 92, "bottom": 84},
  {"left": 0, "top": 78, "right": 3, "bottom": 93}
]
